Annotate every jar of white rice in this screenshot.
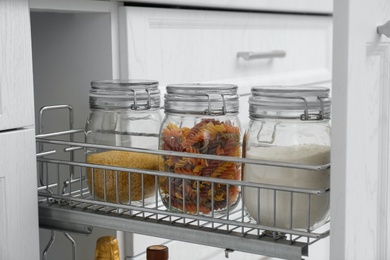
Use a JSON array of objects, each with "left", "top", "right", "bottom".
[{"left": 243, "top": 85, "right": 331, "bottom": 232}]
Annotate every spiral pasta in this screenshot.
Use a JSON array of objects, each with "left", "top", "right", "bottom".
[{"left": 159, "top": 119, "right": 241, "bottom": 214}]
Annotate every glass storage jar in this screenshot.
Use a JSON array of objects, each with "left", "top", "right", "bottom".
[
  {"left": 243, "top": 85, "right": 331, "bottom": 231},
  {"left": 95, "top": 236, "right": 120, "bottom": 260},
  {"left": 159, "top": 83, "right": 242, "bottom": 215},
  {"left": 85, "top": 79, "right": 162, "bottom": 204}
]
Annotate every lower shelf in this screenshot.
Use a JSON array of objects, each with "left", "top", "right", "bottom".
[{"left": 39, "top": 198, "right": 328, "bottom": 260}]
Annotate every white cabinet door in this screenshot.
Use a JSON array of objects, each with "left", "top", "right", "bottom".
[
  {"left": 0, "top": 128, "right": 39, "bottom": 260},
  {"left": 120, "top": 7, "right": 332, "bottom": 86},
  {"left": 331, "top": 0, "right": 390, "bottom": 259},
  {"left": 0, "top": 0, "right": 35, "bottom": 131},
  {"left": 120, "top": 5, "right": 332, "bottom": 135}
]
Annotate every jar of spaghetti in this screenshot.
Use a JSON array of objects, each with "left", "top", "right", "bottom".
[
  {"left": 159, "top": 83, "right": 242, "bottom": 215},
  {"left": 243, "top": 85, "right": 331, "bottom": 231},
  {"left": 85, "top": 79, "right": 162, "bottom": 204}
]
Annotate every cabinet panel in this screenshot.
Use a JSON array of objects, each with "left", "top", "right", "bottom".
[
  {"left": 331, "top": 0, "right": 390, "bottom": 258},
  {"left": 0, "top": 178, "right": 7, "bottom": 260},
  {"left": 122, "top": 0, "right": 333, "bottom": 14},
  {"left": 119, "top": 6, "right": 332, "bottom": 88},
  {"left": 0, "top": 0, "right": 35, "bottom": 130},
  {"left": 120, "top": 6, "right": 332, "bottom": 131},
  {"left": 0, "top": 128, "right": 39, "bottom": 260}
]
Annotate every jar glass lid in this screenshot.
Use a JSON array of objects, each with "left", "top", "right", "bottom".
[
  {"left": 164, "top": 83, "right": 239, "bottom": 115},
  {"left": 89, "top": 79, "right": 160, "bottom": 110},
  {"left": 249, "top": 85, "right": 331, "bottom": 120}
]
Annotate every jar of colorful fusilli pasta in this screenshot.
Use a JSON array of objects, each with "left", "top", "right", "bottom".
[{"left": 159, "top": 83, "right": 242, "bottom": 215}]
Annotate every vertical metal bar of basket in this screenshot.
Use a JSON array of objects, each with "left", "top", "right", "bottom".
[
  {"left": 142, "top": 173, "right": 145, "bottom": 217},
  {"left": 128, "top": 171, "right": 132, "bottom": 208},
  {"left": 69, "top": 165, "right": 72, "bottom": 197},
  {"left": 182, "top": 178, "right": 186, "bottom": 223},
  {"left": 241, "top": 184, "right": 245, "bottom": 235},
  {"left": 307, "top": 194, "right": 312, "bottom": 244},
  {"left": 211, "top": 182, "right": 215, "bottom": 228},
  {"left": 142, "top": 173, "right": 145, "bottom": 205},
  {"left": 45, "top": 162, "right": 49, "bottom": 194},
  {"left": 114, "top": 102, "right": 126, "bottom": 260},
  {"left": 290, "top": 191, "right": 294, "bottom": 242},
  {"left": 38, "top": 105, "right": 74, "bottom": 185},
  {"left": 155, "top": 174, "right": 158, "bottom": 221},
  {"left": 79, "top": 166, "right": 83, "bottom": 198},
  {"left": 38, "top": 116, "right": 44, "bottom": 187},
  {"left": 168, "top": 177, "right": 172, "bottom": 222},
  {"left": 154, "top": 175, "right": 160, "bottom": 209},
  {"left": 57, "top": 163, "right": 60, "bottom": 196},
  {"left": 116, "top": 169, "right": 125, "bottom": 260},
  {"left": 42, "top": 230, "right": 55, "bottom": 260},
  {"left": 64, "top": 232, "right": 76, "bottom": 260},
  {"left": 103, "top": 169, "right": 107, "bottom": 202},
  {"left": 91, "top": 168, "right": 95, "bottom": 200},
  {"left": 273, "top": 189, "right": 277, "bottom": 228},
  {"left": 116, "top": 171, "right": 119, "bottom": 204},
  {"left": 226, "top": 183, "right": 230, "bottom": 231},
  {"left": 257, "top": 187, "right": 261, "bottom": 236},
  {"left": 196, "top": 180, "right": 200, "bottom": 225},
  {"left": 307, "top": 193, "right": 312, "bottom": 230},
  {"left": 69, "top": 115, "right": 74, "bottom": 181}
]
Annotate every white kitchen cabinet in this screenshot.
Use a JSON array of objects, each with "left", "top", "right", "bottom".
[
  {"left": 0, "top": 0, "right": 35, "bottom": 130},
  {"left": 0, "top": 0, "right": 39, "bottom": 260},
  {"left": 331, "top": 0, "right": 390, "bottom": 259},
  {"left": 0, "top": 128, "right": 39, "bottom": 260},
  {"left": 119, "top": 6, "right": 332, "bottom": 130},
  {"left": 119, "top": 7, "right": 332, "bottom": 85}
]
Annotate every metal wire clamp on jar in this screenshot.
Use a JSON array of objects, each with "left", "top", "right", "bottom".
[
  {"left": 243, "top": 85, "right": 331, "bottom": 231},
  {"left": 85, "top": 79, "right": 162, "bottom": 205},
  {"left": 159, "top": 83, "right": 242, "bottom": 215}
]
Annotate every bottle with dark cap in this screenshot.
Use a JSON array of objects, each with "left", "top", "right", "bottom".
[{"left": 146, "top": 245, "right": 169, "bottom": 260}]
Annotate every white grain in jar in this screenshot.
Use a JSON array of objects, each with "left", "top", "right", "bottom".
[
  {"left": 244, "top": 144, "right": 330, "bottom": 230},
  {"left": 243, "top": 85, "right": 331, "bottom": 231}
]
